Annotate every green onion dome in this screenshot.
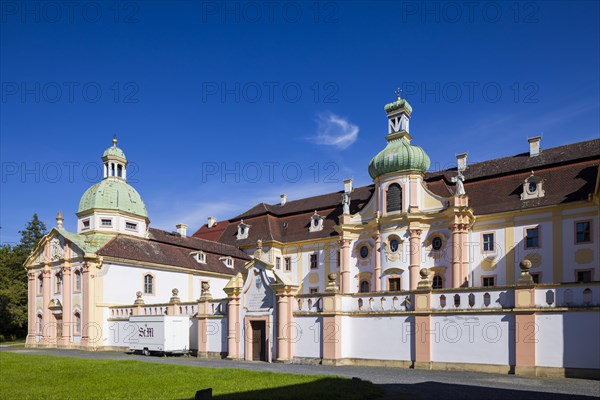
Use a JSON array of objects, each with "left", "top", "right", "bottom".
[{"left": 368, "top": 136, "right": 430, "bottom": 179}]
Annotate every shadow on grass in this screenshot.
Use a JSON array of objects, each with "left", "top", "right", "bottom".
[
  {"left": 180, "top": 380, "right": 600, "bottom": 400},
  {"left": 179, "top": 377, "right": 382, "bottom": 400}
]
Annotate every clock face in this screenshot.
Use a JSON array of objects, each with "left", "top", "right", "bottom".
[{"left": 528, "top": 181, "right": 538, "bottom": 193}]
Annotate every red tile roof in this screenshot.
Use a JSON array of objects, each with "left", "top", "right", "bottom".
[
  {"left": 96, "top": 227, "right": 250, "bottom": 275},
  {"left": 193, "top": 139, "right": 599, "bottom": 245}
]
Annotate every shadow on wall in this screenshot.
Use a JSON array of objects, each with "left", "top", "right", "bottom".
[{"left": 181, "top": 379, "right": 600, "bottom": 400}]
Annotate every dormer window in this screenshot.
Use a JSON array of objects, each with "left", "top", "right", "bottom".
[
  {"left": 220, "top": 257, "right": 234, "bottom": 268},
  {"left": 237, "top": 220, "right": 250, "bottom": 240},
  {"left": 193, "top": 251, "right": 206, "bottom": 264},
  {"left": 309, "top": 211, "right": 324, "bottom": 232},
  {"left": 521, "top": 172, "right": 545, "bottom": 200}
]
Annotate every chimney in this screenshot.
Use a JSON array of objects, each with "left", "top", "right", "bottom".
[
  {"left": 456, "top": 153, "right": 468, "bottom": 171},
  {"left": 528, "top": 136, "right": 541, "bottom": 157},
  {"left": 280, "top": 194, "right": 287, "bottom": 206},
  {"left": 176, "top": 223, "right": 187, "bottom": 237},
  {"left": 344, "top": 178, "right": 353, "bottom": 194},
  {"left": 207, "top": 217, "right": 217, "bottom": 228}
]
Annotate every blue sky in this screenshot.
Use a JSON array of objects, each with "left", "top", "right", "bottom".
[{"left": 1, "top": 0, "right": 599, "bottom": 244}]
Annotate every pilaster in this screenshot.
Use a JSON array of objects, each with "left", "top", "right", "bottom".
[
  {"left": 514, "top": 260, "right": 536, "bottom": 376},
  {"left": 42, "top": 264, "right": 51, "bottom": 345},
  {"left": 373, "top": 232, "right": 382, "bottom": 291},
  {"left": 321, "top": 292, "right": 342, "bottom": 365},
  {"left": 408, "top": 228, "right": 422, "bottom": 290},
  {"left": 26, "top": 271, "right": 36, "bottom": 345},
  {"left": 339, "top": 238, "right": 352, "bottom": 294},
  {"left": 59, "top": 258, "right": 72, "bottom": 347}
]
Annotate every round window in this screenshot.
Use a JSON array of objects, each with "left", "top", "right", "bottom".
[
  {"left": 360, "top": 246, "right": 369, "bottom": 258},
  {"left": 389, "top": 239, "right": 399, "bottom": 252},
  {"left": 432, "top": 237, "right": 443, "bottom": 250},
  {"left": 528, "top": 181, "right": 537, "bottom": 193}
]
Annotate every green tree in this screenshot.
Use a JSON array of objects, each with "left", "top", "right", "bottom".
[{"left": 0, "top": 214, "right": 47, "bottom": 340}]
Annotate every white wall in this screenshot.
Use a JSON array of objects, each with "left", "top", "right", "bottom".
[
  {"left": 430, "top": 314, "right": 513, "bottom": 366},
  {"left": 294, "top": 316, "right": 322, "bottom": 358},
  {"left": 341, "top": 316, "right": 413, "bottom": 361},
  {"left": 536, "top": 312, "right": 600, "bottom": 369},
  {"left": 101, "top": 262, "right": 230, "bottom": 305}
]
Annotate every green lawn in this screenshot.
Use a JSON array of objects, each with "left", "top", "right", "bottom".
[{"left": 0, "top": 352, "right": 383, "bottom": 399}]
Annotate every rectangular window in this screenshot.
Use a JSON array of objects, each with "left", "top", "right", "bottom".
[
  {"left": 38, "top": 275, "right": 43, "bottom": 295},
  {"left": 575, "top": 221, "right": 591, "bottom": 244},
  {"left": 82, "top": 219, "right": 90, "bottom": 230},
  {"left": 275, "top": 257, "right": 281, "bottom": 270},
  {"left": 74, "top": 271, "right": 81, "bottom": 292},
  {"left": 482, "top": 233, "right": 495, "bottom": 252},
  {"left": 125, "top": 222, "right": 137, "bottom": 231},
  {"left": 336, "top": 250, "right": 340, "bottom": 268},
  {"left": 101, "top": 219, "right": 112, "bottom": 227},
  {"left": 530, "top": 273, "right": 540, "bottom": 284},
  {"left": 309, "top": 288, "right": 318, "bottom": 294},
  {"left": 576, "top": 270, "right": 592, "bottom": 283},
  {"left": 525, "top": 227, "right": 540, "bottom": 248},
  {"left": 310, "top": 254, "right": 318, "bottom": 269},
  {"left": 388, "top": 277, "right": 401, "bottom": 291},
  {"left": 482, "top": 276, "right": 495, "bottom": 287},
  {"left": 144, "top": 274, "right": 153, "bottom": 294},
  {"left": 284, "top": 257, "right": 292, "bottom": 272}
]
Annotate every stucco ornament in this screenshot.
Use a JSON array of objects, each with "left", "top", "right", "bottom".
[{"left": 50, "top": 237, "right": 63, "bottom": 261}]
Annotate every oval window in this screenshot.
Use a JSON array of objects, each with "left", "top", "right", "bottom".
[
  {"left": 432, "top": 237, "right": 443, "bottom": 250},
  {"left": 360, "top": 246, "right": 369, "bottom": 258},
  {"left": 390, "top": 239, "right": 399, "bottom": 252},
  {"left": 528, "top": 181, "right": 537, "bottom": 193}
]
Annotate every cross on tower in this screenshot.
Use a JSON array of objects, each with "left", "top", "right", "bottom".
[{"left": 395, "top": 87, "right": 402, "bottom": 100}]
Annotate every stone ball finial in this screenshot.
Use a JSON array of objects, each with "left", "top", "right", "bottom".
[
  {"left": 420, "top": 268, "right": 429, "bottom": 278},
  {"left": 172, "top": 288, "right": 179, "bottom": 296},
  {"left": 328, "top": 272, "right": 338, "bottom": 282},
  {"left": 134, "top": 291, "right": 144, "bottom": 305},
  {"left": 519, "top": 259, "right": 532, "bottom": 271}
]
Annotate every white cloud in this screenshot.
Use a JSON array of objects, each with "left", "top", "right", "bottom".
[{"left": 308, "top": 113, "right": 359, "bottom": 150}]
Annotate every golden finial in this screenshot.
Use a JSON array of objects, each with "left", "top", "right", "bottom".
[{"left": 112, "top": 134, "right": 118, "bottom": 146}]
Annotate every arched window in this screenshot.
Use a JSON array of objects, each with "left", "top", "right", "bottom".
[
  {"left": 143, "top": 274, "right": 154, "bottom": 294},
  {"left": 386, "top": 183, "right": 402, "bottom": 213},
  {"left": 74, "top": 270, "right": 81, "bottom": 292},
  {"left": 37, "top": 314, "right": 43, "bottom": 335},
  {"left": 74, "top": 312, "right": 81, "bottom": 335},
  {"left": 432, "top": 275, "right": 443, "bottom": 289},
  {"left": 55, "top": 272, "right": 62, "bottom": 294},
  {"left": 360, "top": 280, "right": 370, "bottom": 293}
]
